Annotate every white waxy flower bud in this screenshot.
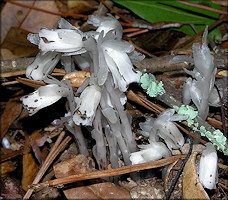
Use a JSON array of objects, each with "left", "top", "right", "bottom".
[
  {"left": 38, "top": 28, "right": 84, "bottom": 53},
  {"left": 198, "top": 142, "right": 218, "bottom": 190},
  {"left": 130, "top": 140, "right": 171, "bottom": 165},
  {"left": 21, "top": 83, "right": 69, "bottom": 116},
  {"left": 26, "top": 51, "right": 60, "bottom": 81},
  {"left": 73, "top": 85, "right": 101, "bottom": 126}
]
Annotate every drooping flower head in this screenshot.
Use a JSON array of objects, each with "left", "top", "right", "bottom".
[
  {"left": 73, "top": 84, "right": 101, "bottom": 126},
  {"left": 87, "top": 14, "right": 123, "bottom": 40},
  {"left": 26, "top": 51, "right": 60, "bottom": 81},
  {"left": 100, "top": 37, "right": 140, "bottom": 92},
  {"left": 21, "top": 82, "right": 69, "bottom": 116},
  {"left": 27, "top": 18, "right": 86, "bottom": 54},
  {"left": 153, "top": 109, "right": 186, "bottom": 150}
]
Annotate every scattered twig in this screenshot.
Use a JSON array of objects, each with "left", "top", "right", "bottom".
[
  {"left": 207, "top": 117, "right": 227, "bottom": 131},
  {"left": 31, "top": 154, "right": 186, "bottom": 189},
  {"left": 16, "top": 77, "right": 46, "bottom": 88},
  {"left": 98, "top": 0, "right": 133, "bottom": 25},
  {"left": 4, "top": 0, "right": 88, "bottom": 19},
  {"left": 126, "top": 29, "right": 149, "bottom": 37},
  {"left": 1, "top": 68, "right": 65, "bottom": 78},
  {"left": 214, "top": 84, "right": 227, "bottom": 137},
  {"left": 123, "top": 28, "right": 141, "bottom": 33},
  {"left": 1, "top": 81, "right": 19, "bottom": 86},
  {"left": 127, "top": 90, "right": 207, "bottom": 144},
  {"left": 128, "top": 40, "right": 157, "bottom": 58},
  {"left": 165, "top": 136, "right": 193, "bottom": 200},
  {"left": 177, "top": 0, "right": 228, "bottom": 16},
  {"left": 23, "top": 131, "right": 71, "bottom": 199},
  {"left": 218, "top": 182, "right": 228, "bottom": 191},
  {"left": 218, "top": 182, "right": 228, "bottom": 199},
  {"left": 174, "top": 17, "right": 225, "bottom": 50},
  {"left": 164, "top": 159, "right": 179, "bottom": 192}
]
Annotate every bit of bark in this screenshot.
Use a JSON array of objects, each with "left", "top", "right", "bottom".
[
  {"left": 182, "top": 152, "right": 209, "bottom": 199},
  {"left": 1, "top": 57, "right": 35, "bottom": 74},
  {"left": 133, "top": 54, "right": 227, "bottom": 73},
  {"left": 32, "top": 155, "right": 186, "bottom": 189},
  {"left": 23, "top": 131, "right": 71, "bottom": 199},
  {"left": 0, "top": 90, "right": 23, "bottom": 142}
]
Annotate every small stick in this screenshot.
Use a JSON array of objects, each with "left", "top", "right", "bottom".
[
  {"left": 23, "top": 131, "right": 68, "bottom": 199},
  {"left": 218, "top": 182, "right": 228, "bottom": 191},
  {"left": 126, "top": 29, "right": 148, "bottom": 37},
  {"left": 4, "top": 0, "right": 88, "bottom": 19},
  {"left": 164, "top": 159, "right": 179, "bottom": 192},
  {"left": 128, "top": 90, "right": 207, "bottom": 144},
  {"left": 1, "top": 81, "right": 19, "bottom": 86},
  {"left": 177, "top": 0, "right": 228, "bottom": 16},
  {"left": 31, "top": 154, "right": 186, "bottom": 189},
  {"left": 99, "top": 0, "right": 133, "bottom": 25},
  {"left": 165, "top": 136, "right": 193, "bottom": 200},
  {"left": 128, "top": 40, "right": 157, "bottom": 58},
  {"left": 214, "top": 84, "right": 227, "bottom": 137},
  {"left": 1, "top": 68, "right": 65, "bottom": 78},
  {"left": 123, "top": 28, "right": 141, "bottom": 33}
]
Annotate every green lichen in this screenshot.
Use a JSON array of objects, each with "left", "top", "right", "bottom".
[
  {"left": 176, "top": 105, "right": 198, "bottom": 126},
  {"left": 139, "top": 72, "right": 165, "bottom": 97},
  {"left": 198, "top": 126, "right": 227, "bottom": 155}
]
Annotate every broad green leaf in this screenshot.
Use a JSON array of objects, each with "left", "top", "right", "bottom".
[{"left": 113, "top": 0, "right": 221, "bottom": 40}]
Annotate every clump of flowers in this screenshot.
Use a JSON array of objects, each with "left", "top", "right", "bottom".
[
  {"left": 130, "top": 109, "right": 187, "bottom": 164},
  {"left": 21, "top": 15, "right": 144, "bottom": 171},
  {"left": 198, "top": 142, "right": 218, "bottom": 190},
  {"left": 170, "top": 26, "right": 220, "bottom": 120}
]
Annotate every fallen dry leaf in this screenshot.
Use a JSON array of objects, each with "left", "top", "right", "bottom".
[
  {"left": 1, "top": 1, "right": 60, "bottom": 43},
  {"left": 22, "top": 130, "right": 48, "bottom": 191},
  {"left": 182, "top": 152, "right": 209, "bottom": 199},
  {"left": 67, "top": 0, "right": 97, "bottom": 14},
  {"left": 0, "top": 90, "right": 23, "bottom": 142},
  {"left": 1, "top": 27, "right": 38, "bottom": 60},
  {"left": 0, "top": 160, "right": 16, "bottom": 178},
  {"left": 1, "top": 177, "right": 25, "bottom": 199},
  {"left": 0, "top": 149, "right": 24, "bottom": 162},
  {"left": 53, "top": 154, "right": 131, "bottom": 199}
]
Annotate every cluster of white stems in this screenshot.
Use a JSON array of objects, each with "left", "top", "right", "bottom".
[
  {"left": 21, "top": 15, "right": 143, "bottom": 170},
  {"left": 21, "top": 15, "right": 219, "bottom": 187}
]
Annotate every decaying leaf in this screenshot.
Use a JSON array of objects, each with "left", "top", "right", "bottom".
[
  {"left": 67, "top": 0, "right": 97, "bottom": 14},
  {"left": 22, "top": 130, "right": 48, "bottom": 191},
  {"left": 63, "top": 71, "right": 90, "bottom": 87},
  {"left": 1, "top": 0, "right": 60, "bottom": 43},
  {"left": 32, "top": 187, "right": 60, "bottom": 199},
  {"left": 1, "top": 27, "right": 38, "bottom": 60},
  {"left": 53, "top": 154, "right": 131, "bottom": 199},
  {"left": 182, "top": 152, "right": 210, "bottom": 199},
  {"left": 0, "top": 90, "right": 23, "bottom": 142},
  {"left": 1, "top": 177, "right": 25, "bottom": 199},
  {"left": 30, "top": 134, "right": 51, "bottom": 164},
  {"left": 0, "top": 160, "right": 16, "bottom": 178}
]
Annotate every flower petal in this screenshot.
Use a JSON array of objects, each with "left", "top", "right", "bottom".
[
  {"left": 38, "top": 28, "right": 84, "bottom": 52},
  {"left": 26, "top": 52, "right": 60, "bottom": 81},
  {"left": 73, "top": 85, "right": 101, "bottom": 126}
]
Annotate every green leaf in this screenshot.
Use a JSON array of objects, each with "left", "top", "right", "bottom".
[{"left": 114, "top": 0, "right": 221, "bottom": 40}]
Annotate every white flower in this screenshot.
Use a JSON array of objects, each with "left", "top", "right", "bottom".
[
  {"left": 192, "top": 26, "right": 215, "bottom": 78},
  {"left": 130, "top": 140, "right": 171, "bottom": 165},
  {"left": 198, "top": 143, "right": 218, "bottom": 190},
  {"left": 28, "top": 27, "right": 85, "bottom": 53},
  {"left": 87, "top": 14, "right": 123, "bottom": 40},
  {"left": 153, "top": 109, "right": 185, "bottom": 150},
  {"left": 21, "top": 83, "right": 69, "bottom": 116},
  {"left": 26, "top": 51, "right": 60, "bottom": 81},
  {"left": 73, "top": 85, "right": 101, "bottom": 126},
  {"left": 101, "top": 40, "right": 140, "bottom": 92}
]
